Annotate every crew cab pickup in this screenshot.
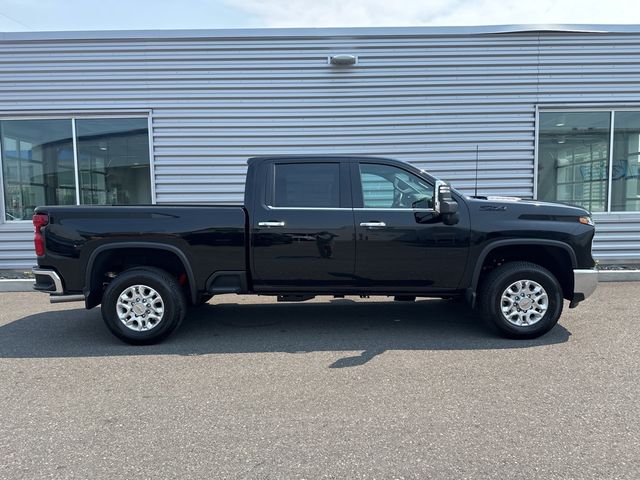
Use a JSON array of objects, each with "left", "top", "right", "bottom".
[{"left": 32, "top": 156, "right": 598, "bottom": 344}]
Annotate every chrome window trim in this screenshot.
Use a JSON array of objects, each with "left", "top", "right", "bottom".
[
  {"left": 607, "top": 111, "right": 615, "bottom": 212},
  {"left": 265, "top": 205, "right": 350, "bottom": 211},
  {"left": 147, "top": 113, "right": 157, "bottom": 205},
  {"left": 533, "top": 104, "right": 539, "bottom": 200},
  {"left": 71, "top": 119, "right": 81, "bottom": 205},
  {"left": 355, "top": 207, "right": 435, "bottom": 212},
  {"left": 265, "top": 205, "right": 435, "bottom": 212}
]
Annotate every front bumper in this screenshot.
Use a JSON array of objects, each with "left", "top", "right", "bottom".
[{"left": 572, "top": 268, "right": 598, "bottom": 305}]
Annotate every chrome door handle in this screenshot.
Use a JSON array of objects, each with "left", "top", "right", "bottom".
[
  {"left": 359, "top": 221, "right": 386, "bottom": 228},
  {"left": 258, "top": 221, "right": 286, "bottom": 228}
]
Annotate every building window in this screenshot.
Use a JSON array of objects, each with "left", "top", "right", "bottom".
[
  {"left": 537, "top": 112, "right": 610, "bottom": 212},
  {"left": 611, "top": 112, "right": 640, "bottom": 212},
  {"left": 76, "top": 118, "right": 151, "bottom": 205},
  {"left": 1, "top": 117, "right": 151, "bottom": 221},
  {"left": 538, "top": 110, "right": 640, "bottom": 213},
  {"left": 0, "top": 119, "right": 76, "bottom": 221}
]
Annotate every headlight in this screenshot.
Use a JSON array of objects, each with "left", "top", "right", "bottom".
[{"left": 578, "top": 216, "right": 594, "bottom": 226}]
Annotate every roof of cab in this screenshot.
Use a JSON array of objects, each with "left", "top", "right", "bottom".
[{"left": 247, "top": 155, "right": 397, "bottom": 164}]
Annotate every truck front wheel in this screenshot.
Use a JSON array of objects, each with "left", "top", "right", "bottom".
[
  {"left": 101, "top": 267, "right": 186, "bottom": 345},
  {"left": 478, "top": 261, "right": 564, "bottom": 339}
]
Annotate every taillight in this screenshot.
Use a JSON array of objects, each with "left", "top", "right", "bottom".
[{"left": 32, "top": 213, "right": 49, "bottom": 256}]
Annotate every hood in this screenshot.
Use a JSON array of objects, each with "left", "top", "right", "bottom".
[{"left": 466, "top": 195, "right": 591, "bottom": 217}]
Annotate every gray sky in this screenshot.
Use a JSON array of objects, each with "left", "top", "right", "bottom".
[{"left": 0, "top": 0, "right": 638, "bottom": 31}]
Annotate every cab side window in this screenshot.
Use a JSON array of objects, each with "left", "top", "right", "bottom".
[
  {"left": 359, "top": 163, "right": 434, "bottom": 209},
  {"left": 273, "top": 163, "right": 340, "bottom": 208}
]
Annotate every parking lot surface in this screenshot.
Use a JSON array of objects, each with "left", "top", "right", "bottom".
[{"left": 0, "top": 283, "right": 639, "bottom": 479}]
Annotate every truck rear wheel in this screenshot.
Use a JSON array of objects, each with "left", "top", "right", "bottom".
[
  {"left": 478, "top": 261, "right": 563, "bottom": 339},
  {"left": 101, "top": 267, "right": 186, "bottom": 345}
]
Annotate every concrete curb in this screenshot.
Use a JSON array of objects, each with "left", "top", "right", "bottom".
[
  {"left": 1, "top": 271, "right": 639, "bottom": 293},
  {"left": 0, "top": 279, "right": 36, "bottom": 292},
  {"left": 597, "top": 270, "right": 640, "bottom": 282}
]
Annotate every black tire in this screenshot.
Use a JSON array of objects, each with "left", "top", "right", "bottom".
[
  {"left": 101, "top": 267, "right": 187, "bottom": 345},
  {"left": 478, "top": 261, "right": 563, "bottom": 339}
]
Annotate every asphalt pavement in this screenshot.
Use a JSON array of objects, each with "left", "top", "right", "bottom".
[{"left": 0, "top": 283, "right": 638, "bottom": 479}]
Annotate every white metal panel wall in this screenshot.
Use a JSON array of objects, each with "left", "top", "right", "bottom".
[
  {"left": 536, "top": 32, "right": 640, "bottom": 263},
  {"left": 0, "top": 28, "right": 638, "bottom": 268},
  {"left": 0, "top": 223, "right": 32, "bottom": 269},
  {"left": 592, "top": 213, "right": 640, "bottom": 262}
]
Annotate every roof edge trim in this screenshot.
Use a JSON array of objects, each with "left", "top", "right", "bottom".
[{"left": 1, "top": 23, "right": 640, "bottom": 42}]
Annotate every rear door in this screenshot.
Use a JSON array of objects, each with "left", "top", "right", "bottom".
[{"left": 251, "top": 159, "right": 355, "bottom": 290}]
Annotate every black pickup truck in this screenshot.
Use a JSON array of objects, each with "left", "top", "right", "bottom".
[{"left": 32, "top": 155, "right": 598, "bottom": 344}]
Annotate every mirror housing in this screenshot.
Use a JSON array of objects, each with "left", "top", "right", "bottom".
[{"left": 434, "top": 180, "right": 459, "bottom": 225}]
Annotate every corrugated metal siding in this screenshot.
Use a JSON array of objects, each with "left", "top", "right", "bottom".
[
  {"left": 592, "top": 213, "right": 640, "bottom": 263},
  {"left": 0, "top": 28, "right": 639, "bottom": 268},
  {"left": 536, "top": 32, "right": 640, "bottom": 263},
  {"left": 0, "top": 222, "right": 33, "bottom": 269}
]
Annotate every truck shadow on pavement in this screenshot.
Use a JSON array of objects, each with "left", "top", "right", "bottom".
[{"left": 0, "top": 298, "right": 570, "bottom": 366}]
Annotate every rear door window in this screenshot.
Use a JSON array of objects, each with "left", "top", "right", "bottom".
[{"left": 273, "top": 163, "right": 340, "bottom": 208}]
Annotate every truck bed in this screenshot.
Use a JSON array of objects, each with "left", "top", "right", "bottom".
[{"left": 34, "top": 205, "right": 247, "bottom": 300}]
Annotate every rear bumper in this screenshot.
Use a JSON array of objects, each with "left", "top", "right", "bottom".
[
  {"left": 572, "top": 268, "right": 598, "bottom": 305},
  {"left": 32, "top": 267, "right": 63, "bottom": 294},
  {"left": 32, "top": 267, "right": 86, "bottom": 303}
]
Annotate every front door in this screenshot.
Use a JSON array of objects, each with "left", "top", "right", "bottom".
[
  {"left": 352, "top": 161, "right": 469, "bottom": 292},
  {"left": 251, "top": 160, "right": 355, "bottom": 290}
]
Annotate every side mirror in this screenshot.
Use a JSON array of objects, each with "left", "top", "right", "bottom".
[{"left": 434, "top": 180, "right": 459, "bottom": 225}]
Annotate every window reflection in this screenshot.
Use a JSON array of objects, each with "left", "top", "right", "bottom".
[
  {"left": 537, "top": 112, "right": 610, "bottom": 212},
  {"left": 611, "top": 112, "right": 640, "bottom": 212},
  {"left": 0, "top": 119, "right": 76, "bottom": 220},
  {"left": 359, "top": 163, "right": 434, "bottom": 209},
  {"left": 76, "top": 118, "right": 151, "bottom": 205},
  {"left": 273, "top": 163, "right": 340, "bottom": 208}
]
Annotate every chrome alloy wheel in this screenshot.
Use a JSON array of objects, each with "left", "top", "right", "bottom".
[
  {"left": 116, "top": 284, "right": 164, "bottom": 332},
  {"left": 500, "top": 279, "right": 549, "bottom": 327}
]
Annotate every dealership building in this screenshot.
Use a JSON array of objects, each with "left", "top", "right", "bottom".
[{"left": 1, "top": 24, "right": 639, "bottom": 269}]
